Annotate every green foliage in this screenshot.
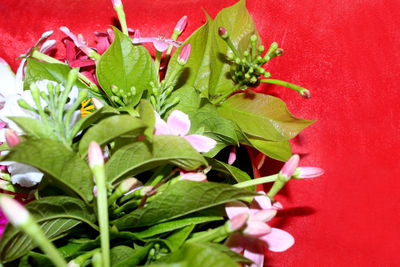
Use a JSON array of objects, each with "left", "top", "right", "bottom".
[{"left": 96, "top": 27, "right": 157, "bottom": 106}]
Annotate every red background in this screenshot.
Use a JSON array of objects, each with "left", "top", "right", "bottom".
[{"left": 1, "top": 0, "right": 399, "bottom": 265}]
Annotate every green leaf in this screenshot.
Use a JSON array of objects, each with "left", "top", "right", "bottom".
[
  {"left": 112, "top": 181, "right": 256, "bottom": 229},
  {"left": 209, "top": 0, "right": 260, "bottom": 97},
  {"left": 165, "top": 225, "right": 195, "bottom": 252},
  {"left": 138, "top": 99, "right": 156, "bottom": 141},
  {"left": 2, "top": 139, "right": 94, "bottom": 202},
  {"left": 166, "top": 18, "right": 213, "bottom": 96},
  {"left": 206, "top": 158, "right": 252, "bottom": 185},
  {"left": 19, "top": 252, "right": 53, "bottom": 267},
  {"left": 96, "top": 27, "right": 157, "bottom": 106},
  {"left": 198, "top": 242, "right": 253, "bottom": 265},
  {"left": 246, "top": 137, "right": 292, "bottom": 162},
  {"left": 135, "top": 216, "right": 223, "bottom": 239},
  {"left": 8, "top": 117, "right": 56, "bottom": 140},
  {"left": 113, "top": 244, "right": 152, "bottom": 267},
  {"left": 0, "top": 196, "right": 96, "bottom": 262},
  {"left": 106, "top": 135, "right": 208, "bottom": 184},
  {"left": 218, "top": 93, "right": 315, "bottom": 141},
  {"left": 165, "top": 242, "right": 241, "bottom": 267},
  {"left": 24, "top": 59, "right": 88, "bottom": 90},
  {"left": 110, "top": 245, "right": 135, "bottom": 266},
  {"left": 78, "top": 114, "right": 147, "bottom": 156}
]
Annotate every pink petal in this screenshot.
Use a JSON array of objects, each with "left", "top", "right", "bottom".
[
  {"left": 228, "top": 213, "right": 249, "bottom": 231},
  {"left": 259, "top": 228, "right": 295, "bottom": 252},
  {"left": 295, "top": 167, "right": 325, "bottom": 179},
  {"left": 94, "top": 31, "right": 111, "bottom": 54},
  {"left": 180, "top": 172, "right": 207, "bottom": 182},
  {"left": 225, "top": 201, "right": 250, "bottom": 219},
  {"left": 183, "top": 134, "right": 216, "bottom": 153},
  {"left": 243, "top": 238, "right": 265, "bottom": 267},
  {"left": 225, "top": 232, "right": 246, "bottom": 254},
  {"left": 250, "top": 192, "right": 272, "bottom": 212},
  {"left": 153, "top": 39, "right": 170, "bottom": 52},
  {"left": 166, "top": 110, "right": 191, "bottom": 136},
  {"left": 228, "top": 146, "right": 236, "bottom": 165},
  {"left": 164, "top": 39, "right": 181, "bottom": 47},
  {"left": 280, "top": 154, "right": 300, "bottom": 179},
  {"left": 153, "top": 112, "right": 171, "bottom": 135},
  {"left": 249, "top": 209, "right": 277, "bottom": 223},
  {"left": 244, "top": 221, "right": 271, "bottom": 237},
  {"left": 272, "top": 201, "right": 283, "bottom": 210}
]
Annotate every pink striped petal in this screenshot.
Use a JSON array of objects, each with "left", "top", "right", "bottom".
[
  {"left": 244, "top": 221, "right": 271, "bottom": 237},
  {"left": 243, "top": 239, "right": 265, "bottom": 267},
  {"left": 154, "top": 112, "right": 171, "bottom": 135},
  {"left": 225, "top": 201, "right": 249, "bottom": 219},
  {"left": 259, "top": 228, "right": 295, "bottom": 252},
  {"left": 183, "top": 134, "right": 216, "bottom": 153},
  {"left": 166, "top": 110, "right": 190, "bottom": 136}
]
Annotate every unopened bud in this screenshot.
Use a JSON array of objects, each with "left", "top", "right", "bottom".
[
  {"left": 120, "top": 177, "right": 139, "bottom": 192},
  {"left": 293, "top": 167, "right": 324, "bottom": 179},
  {"left": 178, "top": 44, "right": 191, "bottom": 65},
  {"left": 91, "top": 97, "right": 104, "bottom": 109},
  {"left": 5, "top": 129, "right": 21, "bottom": 147},
  {"left": 0, "top": 196, "right": 30, "bottom": 227},
  {"left": 112, "top": 0, "right": 122, "bottom": 7},
  {"left": 218, "top": 27, "right": 228, "bottom": 39},
  {"left": 300, "top": 89, "right": 311, "bottom": 98},
  {"left": 280, "top": 154, "right": 300, "bottom": 180},
  {"left": 274, "top": 48, "right": 284, "bottom": 56},
  {"left": 88, "top": 142, "right": 104, "bottom": 169},
  {"left": 174, "top": 16, "right": 188, "bottom": 34}
]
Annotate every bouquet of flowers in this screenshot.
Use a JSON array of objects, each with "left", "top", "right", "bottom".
[{"left": 0, "top": 0, "right": 323, "bottom": 266}]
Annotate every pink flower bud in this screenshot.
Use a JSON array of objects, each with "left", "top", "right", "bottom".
[
  {"left": 0, "top": 122, "right": 7, "bottom": 129},
  {"left": 280, "top": 154, "right": 300, "bottom": 180},
  {"left": 174, "top": 16, "right": 188, "bottom": 34},
  {"left": 294, "top": 167, "right": 324, "bottom": 179},
  {"left": 0, "top": 196, "right": 29, "bottom": 227},
  {"left": 91, "top": 97, "right": 104, "bottom": 110},
  {"left": 228, "top": 146, "right": 236, "bottom": 165},
  {"left": 112, "top": 0, "right": 122, "bottom": 7},
  {"left": 5, "top": 129, "right": 21, "bottom": 147},
  {"left": 218, "top": 27, "right": 228, "bottom": 38},
  {"left": 88, "top": 142, "right": 104, "bottom": 168},
  {"left": 228, "top": 213, "right": 249, "bottom": 231},
  {"left": 180, "top": 172, "right": 207, "bottom": 182},
  {"left": 300, "top": 89, "right": 311, "bottom": 98},
  {"left": 120, "top": 178, "right": 139, "bottom": 192},
  {"left": 178, "top": 44, "right": 191, "bottom": 65}
]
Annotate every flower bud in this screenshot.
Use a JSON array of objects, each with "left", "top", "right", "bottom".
[
  {"left": 218, "top": 27, "right": 228, "bottom": 39},
  {"left": 293, "top": 167, "right": 324, "bottom": 179},
  {"left": 5, "top": 129, "right": 21, "bottom": 147},
  {"left": 174, "top": 16, "right": 188, "bottom": 34},
  {"left": 0, "top": 196, "right": 30, "bottom": 227},
  {"left": 88, "top": 142, "right": 104, "bottom": 169},
  {"left": 280, "top": 154, "right": 300, "bottom": 180},
  {"left": 112, "top": 0, "right": 122, "bottom": 7},
  {"left": 300, "top": 89, "right": 311, "bottom": 99},
  {"left": 91, "top": 97, "right": 104, "bottom": 109},
  {"left": 177, "top": 44, "right": 191, "bottom": 65},
  {"left": 180, "top": 172, "right": 207, "bottom": 182}
]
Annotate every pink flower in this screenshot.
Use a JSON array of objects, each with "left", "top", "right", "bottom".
[
  {"left": 280, "top": 154, "right": 300, "bottom": 180},
  {"left": 154, "top": 110, "right": 217, "bottom": 153},
  {"left": 132, "top": 29, "right": 181, "bottom": 52},
  {"left": 179, "top": 171, "right": 207, "bottom": 182},
  {"left": 88, "top": 142, "right": 104, "bottom": 169},
  {"left": 225, "top": 193, "right": 294, "bottom": 267},
  {"left": 228, "top": 146, "right": 237, "bottom": 165},
  {"left": 60, "top": 27, "right": 97, "bottom": 60}
]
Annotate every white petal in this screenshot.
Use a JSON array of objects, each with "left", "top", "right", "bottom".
[
  {"left": 259, "top": 228, "right": 295, "bottom": 252},
  {"left": 8, "top": 163, "right": 43, "bottom": 187},
  {"left": 166, "top": 110, "right": 190, "bottom": 136}
]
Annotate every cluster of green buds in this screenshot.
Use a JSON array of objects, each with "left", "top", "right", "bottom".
[
  {"left": 146, "top": 243, "right": 170, "bottom": 264},
  {"left": 219, "top": 27, "right": 282, "bottom": 86},
  {"left": 17, "top": 68, "right": 88, "bottom": 145},
  {"left": 109, "top": 84, "right": 137, "bottom": 107}
]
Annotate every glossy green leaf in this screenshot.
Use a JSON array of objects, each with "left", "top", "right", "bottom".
[
  {"left": 112, "top": 181, "right": 256, "bottom": 229},
  {"left": 246, "top": 137, "right": 292, "bottom": 162},
  {"left": 166, "top": 242, "right": 241, "bottom": 267},
  {"left": 0, "top": 196, "right": 96, "bottom": 262},
  {"left": 78, "top": 114, "right": 147, "bottom": 156},
  {"left": 106, "top": 135, "right": 208, "bottom": 184},
  {"left": 166, "top": 225, "right": 195, "bottom": 252},
  {"left": 218, "top": 93, "right": 315, "bottom": 141},
  {"left": 135, "top": 216, "right": 223, "bottom": 239},
  {"left": 24, "top": 59, "right": 88, "bottom": 90},
  {"left": 113, "top": 244, "right": 152, "bottom": 267},
  {"left": 8, "top": 117, "right": 56, "bottom": 140},
  {"left": 96, "top": 27, "right": 157, "bottom": 106},
  {"left": 209, "top": 0, "right": 260, "bottom": 97},
  {"left": 166, "top": 18, "right": 213, "bottom": 95},
  {"left": 2, "top": 139, "right": 94, "bottom": 202},
  {"left": 110, "top": 246, "right": 135, "bottom": 266}
]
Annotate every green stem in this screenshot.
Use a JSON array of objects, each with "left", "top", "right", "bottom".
[
  {"left": 266, "top": 174, "right": 288, "bottom": 199},
  {"left": 29, "top": 83, "right": 51, "bottom": 129},
  {"left": 233, "top": 174, "right": 278, "bottom": 188},
  {"left": 164, "top": 31, "right": 179, "bottom": 63},
  {"left": 31, "top": 50, "right": 100, "bottom": 93},
  {"left": 187, "top": 225, "right": 228, "bottom": 243},
  {"left": 154, "top": 51, "right": 162, "bottom": 81},
  {"left": 92, "top": 165, "right": 110, "bottom": 267},
  {"left": 115, "top": 5, "right": 129, "bottom": 36},
  {"left": 225, "top": 38, "right": 240, "bottom": 58},
  {"left": 260, "top": 79, "right": 307, "bottom": 94},
  {"left": 64, "top": 90, "right": 88, "bottom": 141},
  {"left": 22, "top": 217, "right": 67, "bottom": 267},
  {"left": 211, "top": 83, "right": 243, "bottom": 105}
]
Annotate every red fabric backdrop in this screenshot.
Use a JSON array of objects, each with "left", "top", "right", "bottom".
[{"left": 1, "top": 0, "right": 399, "bottom": 265}]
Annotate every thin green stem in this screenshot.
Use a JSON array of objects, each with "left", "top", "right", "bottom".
[
  {"left": 115, "top": 6, "right": 129, "bottom": 36},
  {"left": 211, "top": 83, "right": 243, "bottom": 105},
  {"left": 260, "top": 79, "right": 307, "bottom": 94},
  {"left": 64, "top": 90, "right": 87, "bottom": 141},
  {"left": 164, "top": 31, "right": 179, "bottom": 63},
  {"left": 154, "top": 51, "right": 162, "bottom": 81},
  {"left": 225, "top": 38, "right": 240, "bottom": 58},
  {"left": 233, "top": 174, "right": 278, "bottom": 188}
]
